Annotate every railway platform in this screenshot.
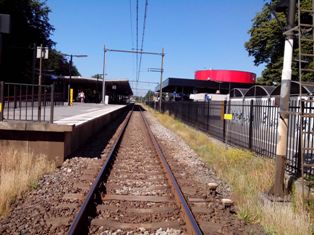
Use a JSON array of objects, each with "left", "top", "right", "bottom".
[{"left": 0, "top": 103, "right": 130, "bottom": 166}]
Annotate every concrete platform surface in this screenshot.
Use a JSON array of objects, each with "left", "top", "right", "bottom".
[
  {"left": 1, "top": 103, "right": 126, "bottom": 129},
  {"left": 0, "top": 103, "right": 130, "bottom": 166},
  {"left": 53, "top": 103, "right": 125, "bottom": 126}
]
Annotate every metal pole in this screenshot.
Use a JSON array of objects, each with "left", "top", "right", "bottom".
[
  {"left": 223, "top": 100, "right": 227, "bottom": 142},
  {"left": 159, "top": 48, "right": 165, "bottom": 112},
  {"left": 249, "top": 99, "right": 254, "bottom": 150},
  {"left": 50, "top": 84, "right": 54, "bottom": 123},
  {"left": 38, "top": 45, "right": 43, "bottom": 87},
  {"left": 102, "top": 45, "right": 106, "bottom": 104},
  {"left": 68, "top": 54, "right": 73, "bottom": 105},
  {"left": 96, "top": 75, "right": 99, "bottom": 95},
  {"left": 273, "top": 0, "right": 296, "bottom": 197},
  {"left": 0, "top": 81, "right": 4, "bottom": 121},
  {"left": 103, "top": 46, "right": 164, "bottom": 105},
  {"left": 32, "top": 43, "right": 36, "bottom": 85},
  {"left": 0, "top": 34, "right": 2, "bottom": 65},
  {"left": 38, "top": 44, "right": 43, "bottom": 121}
]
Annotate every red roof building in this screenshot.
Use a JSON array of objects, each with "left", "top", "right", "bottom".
[{"left": 195, "top": 69, "right": 256, "bottom": 84}]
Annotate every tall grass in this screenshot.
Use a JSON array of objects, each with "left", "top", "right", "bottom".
[
  {"left": 146, "top": 106, "right": 312, "bottom": 235},
  {"left": 0, "top": 149, "right": 55, "bottom": 217}
]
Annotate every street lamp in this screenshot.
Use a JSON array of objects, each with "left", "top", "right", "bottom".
[
  {"left": 102, "top": 45, "right": 107, "bottom": 104},
  {"left": 63, "top": 53, "right": 88, "bottom": 105}
]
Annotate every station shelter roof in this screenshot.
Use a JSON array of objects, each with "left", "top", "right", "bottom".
[
  {"left": 156, "top": 77, "right": 253, "bottom": 94},
  {"left": 229, "top": 88, "right": 249, "bottom": 98},
  {"left": 59, "top": 76, "right": 133, "bottom": 96},
  {"left": 244, "top": 85, "right": 276, "bottom": 97},
  {"left": 271, "top": 81, "right": 314, "bottom": 96}
]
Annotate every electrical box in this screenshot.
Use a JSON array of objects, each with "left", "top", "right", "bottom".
[
  {"left": 0, "top": 14, "right": 10, "bottom": 34},
  {"left": 36, "top": 47, "right": 49, "bottom": 59}
]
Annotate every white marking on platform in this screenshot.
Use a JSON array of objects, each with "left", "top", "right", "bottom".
[
  {"left": 85, "top": 108, "right": 101, "bottom": 112},
  {"left": 54, "top": 105, "right": 124, "bottom": 126}
]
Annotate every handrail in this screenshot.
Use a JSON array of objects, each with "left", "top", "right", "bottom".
[{"left": 0, "top": 82, "right": 61, "bottom": 123}]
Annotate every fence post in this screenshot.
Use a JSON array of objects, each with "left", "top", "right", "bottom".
[
  {"left": 248, "top": 99, "right": 254, "bottom": 150},
  {"left": 206, "top": 101, "right": 210, "bottom": 131},
  {"left": 297, "top": 99, "right": 305, "bottom": 177},
  {"left": 13, "top": 85, "right": 17, "bottom": 109},
  {"left": 50, "top": 84, "right": 54, "bottom": 123},
  {"left": 0, "top": 81, "right": 4, "bottom": 121},
  {"left": 223, "top": 100, "right": 227, "bottom": 142},
  {"left": 38, "top": 85, "right": 42, "bottom": 121}
]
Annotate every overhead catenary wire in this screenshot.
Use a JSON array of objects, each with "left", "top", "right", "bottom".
[
  {"left": 137, "top": 0, "right": 148, "bottom": 82},
  {"left": 136, "top": 0, "right": 139, "bottom": 84},
  {"left": 129, "top": 0, "right": 137, "bottom": 78},
  {"left": 131, "top": 87, "right": 152, "bottom": 91},
  {"left": 129, "top": 0, "right": 134, "bottom": 50},
  {"left": 125, "top": 0, "right": 154, "bottom": 96},
  {"left": 129, "top": 80, "right": 158, "bottom": 85}
]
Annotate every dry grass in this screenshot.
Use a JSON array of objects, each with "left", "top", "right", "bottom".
[
  {"left": 145, "top": 106, "right": 312, "bottom": 235},
  {"left": 0, "top": 149, "right": 55, "bottom": 217}
]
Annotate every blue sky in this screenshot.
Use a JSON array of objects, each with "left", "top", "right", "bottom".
[{"left": 48, "top": 0, "right": 266, "bottom": 96}]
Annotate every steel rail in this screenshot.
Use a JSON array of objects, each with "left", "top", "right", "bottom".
[
  {"left": 67, "top": 105, "right": 134, "bottom": 235},
  {"left": 139, "top": 106, "right": 203, "bottom": 235}
]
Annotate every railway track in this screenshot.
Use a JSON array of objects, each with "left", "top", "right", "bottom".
[
  {"left": 67, "top": 105, "right": 202, "bottom": 234},
  {"left": 0, "top": 104, "right": 265, "bottom": 235}
]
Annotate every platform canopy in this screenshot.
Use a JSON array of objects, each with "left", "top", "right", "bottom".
[
  {"left": 105, "top": 80, "right": 133, "bottom": 96},
  {"left": 59, "top": 76, "right": 133, "bottom": 96},
  {"left": 271, "top": 81, "right": 314, "bottom": 96},
  {"left": 229, "top": 88, "right": 249, "bottom": 98},
  {"left": 230, "top": 86, "right": 275, "bottom": 98},
  {"left": 156, "top": 77, "right": 253, "bottom": 94},
  {"left": 229, "top": 81, "right": 314, "bottom": 98}
]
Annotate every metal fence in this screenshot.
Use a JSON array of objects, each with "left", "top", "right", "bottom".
[
  {"left": 0, "top": 82, "right": 64, "bottom": 123},
  {"left": 147, "top": 99, "right": 314, "bottom": 178}
]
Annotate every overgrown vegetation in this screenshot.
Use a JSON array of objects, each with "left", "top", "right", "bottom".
[
  {"left": 146, "top": 106, "right": 312, "bottom": 235},
  {"left": 245, "top": 0, "right": 314, "bottom": 84},
  {"left": 0, "top": 0, "right": 80, "bottom": 84},
  {"left": 0, "top": 150, "right": 55, "bottom": 217}
]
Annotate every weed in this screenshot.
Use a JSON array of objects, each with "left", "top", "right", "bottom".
[
  {"left": 0, "top": 149, "right": 55, "bottom": 217},
  {"left": 146, "top": 105, "right": 312, "bottom": 235},
  {"left": 30, "top": 181, "right": 39, "bottom": 190}
]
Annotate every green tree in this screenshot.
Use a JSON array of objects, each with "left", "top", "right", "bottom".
[
  {"left": 0, "top": 0, "right": 79, "bottom": 83},
  {"left": 144, "top": 90, "right": 155, "bottom": 101},
  {"left": 92, "top": 74, "right": 102, "bottom": 79},
  {"left": 44, "top": 50, "right": 80, "bottom": 77},
  {"left": 245, "top": 0, "right": 313, "bottom": 84}
]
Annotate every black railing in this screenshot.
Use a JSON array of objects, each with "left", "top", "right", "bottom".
[
  {"left": 0, "top": 82, "right": 63, "bottom": 123},
  {"left": 147, "top": 99, "right": 314, "bottom": 178}
]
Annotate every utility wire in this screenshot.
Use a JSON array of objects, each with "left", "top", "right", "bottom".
[
  {"left": 137, "top": 0, "right": 148, "bottom": 82},
  {"left": 129, "top": 0, "right": 134, "bottom": 49},
  {"left": 136, "top": 0, "right": 139, "bottom": 83},
  {"left": 129, "top": 0, "right": 137, "bottom": 77}
]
